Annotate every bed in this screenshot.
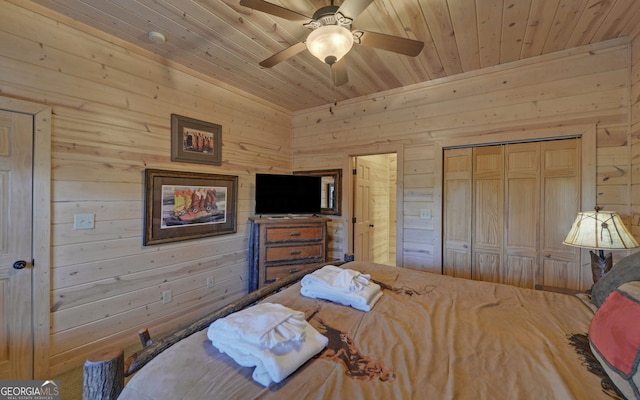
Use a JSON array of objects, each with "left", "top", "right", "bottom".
[{"left": 109, "top": 260, "right": 637, "bottom": 399}]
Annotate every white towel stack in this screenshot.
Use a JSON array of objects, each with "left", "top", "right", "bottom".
[
  {"left": 207, "top": 302, "right": 328, "bottom": 386},
  {"left": 300, "top": 265, "right": 383, "bottom": 312}
]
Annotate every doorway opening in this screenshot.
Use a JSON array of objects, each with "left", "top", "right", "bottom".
[{"left": 352, "top": 153, "right": 397, "bottom": 266}]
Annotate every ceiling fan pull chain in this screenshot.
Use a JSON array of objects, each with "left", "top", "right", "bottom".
[{"left": 329, "top": 64, "right": 339, "bottom": 114}]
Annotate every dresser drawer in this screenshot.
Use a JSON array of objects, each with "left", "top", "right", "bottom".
[
  {"left": 249, "top": 217, "right": 330, "bottom": 291},
  {"left": 265, "top": 244, "right": 323, "bottom": 262},
  {"left": 265, "top": 226, "right": 322, "bottom": 242},
  {"left": 264, "top": 263, "right": 322, "bottom": 284}
]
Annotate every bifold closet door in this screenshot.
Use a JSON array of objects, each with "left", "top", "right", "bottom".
[
  {"left": 472, "top": 146, "right": 504, "bottom": 283},
  {"left": 442, "top": 148, "right": 472, "bottom": 279},
  {"left": 443, "top": 139, "right": 580, "bottom": 289},
  {"left": 503, "top": 142, "right": 540, "bottom": 288},
  {"left": 539, "top": 139, "right": 581, "bottom": 289}
]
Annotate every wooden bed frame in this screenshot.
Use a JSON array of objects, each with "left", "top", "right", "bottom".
[{"left": 81, "top": 264, "right": 328, "bottom": 400}]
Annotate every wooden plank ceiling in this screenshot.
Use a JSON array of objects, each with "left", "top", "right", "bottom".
[{"left": 24, "top": 0, "right": 640, "bottom": 112}]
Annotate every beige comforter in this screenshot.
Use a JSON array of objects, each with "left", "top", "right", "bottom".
[{"left": 118, "top": 261, "right": 607, "bottom": 399}]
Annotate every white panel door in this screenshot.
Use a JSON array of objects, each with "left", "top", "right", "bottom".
[{"left": 354, "top": 158, "right": 373, "bottom": 261}]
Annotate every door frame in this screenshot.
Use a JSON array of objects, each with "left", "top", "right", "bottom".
[
  {"left": 0, "top": 97, "right": 51, "bottom": 378},
  {"left": 435, "top": 125, "right": 596, "bottom": 287}
]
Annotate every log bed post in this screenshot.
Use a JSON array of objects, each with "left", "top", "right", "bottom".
[
  {"left": 138, "top": 328, "right": 152, "bottom": 348},
  {"left": 82, "top": 346, "right": 124, "bottom": 400}
]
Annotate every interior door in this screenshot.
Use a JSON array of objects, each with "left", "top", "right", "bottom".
[
  {"left": 540, "top": 139, "right": 581, "bottom": 289},
  {"left": 443, "top": 139, "right": 580, "bottom": 289},
  {"left": 504, "top": 142, "right": 540, "bottom": 288},
  {"left": 354, "top": 157, "right": 373, "bottom": 261},
  {"left": 472, "top": 146, "right": 504, "bottom": 283},
  {"left": 442, "top": 148, "right": 473, "bottom": 278},
  {"left": 0, "top": 110, "right": 34, "bottom": 379}
]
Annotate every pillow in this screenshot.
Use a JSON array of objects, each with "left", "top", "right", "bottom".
[
  {"left": 589, "top": 281, "right": 640, "bottom": 399},
  {"left": 591, "top": 251, "right": 640, "bottom": 307}
]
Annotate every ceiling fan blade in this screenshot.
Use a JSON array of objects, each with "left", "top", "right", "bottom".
[
  {"left": 239, "top": 0, "right": 312, "bottom": 23},
  {"left": 331, "top": 58, "right": 349, "bottom": 86},
  {"left": 259, "top": 41, "right": 307, "bottom": 68},
  {"left": 356, "top": 31, "right": 424, "bottom": 57},
  {"left": 336, "top": 0, "right": 374, "bottom": 20}
]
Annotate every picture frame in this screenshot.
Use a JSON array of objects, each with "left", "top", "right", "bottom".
[
  {"left": 293, "top": 169, "right": 342, "bottom": 215},
  {"left": 171, "top": 114, "right": 222, "bottom": 165},
  {"left": 144, "top": 169, "right": 238, "bottom": 245}
]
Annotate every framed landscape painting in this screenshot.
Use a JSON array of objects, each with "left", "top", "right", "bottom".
[{"left": 144, "top": 169, "right": 237, "bottom": 245}]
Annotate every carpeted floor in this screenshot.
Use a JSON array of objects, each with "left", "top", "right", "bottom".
[{"left": 55, "top": 365, "right": 83, "bottom": 400}]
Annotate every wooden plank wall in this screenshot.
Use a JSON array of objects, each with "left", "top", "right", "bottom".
[
  {"left": 292, "top": 39, "right": 634, "bottom": 274},
  {"left": 1, "top": 2, "right": 293, "bottom": 375},
  {"left": 403, "top": 144, "right": 436, "bottom": 271}
]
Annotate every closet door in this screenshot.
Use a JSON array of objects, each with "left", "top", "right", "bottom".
[
  {"left": 503, "top": 143, "right": 540, "bottom": 288},
  {"left": 442, "top": 148, "right": 472, "bottom": 278},
  {"left": 540, "top": 139, "right": 581, "bottom": 289},
  {"left": 472, "top": 146, "right": 504, "bottom": 283},
  {"left": 443, "top": 139, "right": 580, "bottom": 289}
]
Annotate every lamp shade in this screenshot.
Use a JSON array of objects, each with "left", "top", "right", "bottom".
[
  {"left": 563, "top": 210, "right": 639, "bottom": 250},
  {"left": 306, "top": 25, "right": 354, "bottom": 65}
]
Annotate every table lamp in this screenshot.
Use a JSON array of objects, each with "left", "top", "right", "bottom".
[{"left": 563, "top": 208, "right": 639, "bottom": 283}]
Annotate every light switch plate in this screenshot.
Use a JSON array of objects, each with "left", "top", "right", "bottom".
[
  {"left": 420, "top": 209, "right": 431, "bottom": 220},
  {"left": 162, "top": 290, "right": 172, "bottom": 304},
  {"left": 73, "top": 213, "right": 95, "bottom": 230}
]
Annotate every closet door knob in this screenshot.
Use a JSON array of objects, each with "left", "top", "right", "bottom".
[{"left": 13, "top": 260, "right": 27, "bottom": 269}]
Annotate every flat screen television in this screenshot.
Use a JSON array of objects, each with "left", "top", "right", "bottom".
[{"left": 255, "top": 173, "right": 321, "bottom": 215}]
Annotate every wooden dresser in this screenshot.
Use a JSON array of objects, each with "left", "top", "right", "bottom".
[{"left": 249, "top": 216, "right": 330, "bottom": 291}]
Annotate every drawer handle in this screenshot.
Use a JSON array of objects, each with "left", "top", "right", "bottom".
[
  {"left": 264, "top": 278, "right": 277, "bottom": 284},
  {"left": 290, "top": 250, "right": 302, "bottom": 255},
  {"left": 289, "top": 268, "right": 300, "bottom": 274},
  {"left": 289, "top": 232, "right": 301, "bottom": 237}
]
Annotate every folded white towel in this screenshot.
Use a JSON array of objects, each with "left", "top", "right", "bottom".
[
  {"left": 209, "top": 303, "right": 306, "bottom": 349},
  {"left": 207, "top": 304, "right": 328, "bottom": 386},
  {"left": 300, "top": 281, "right": 383, "bottom": 312},
  {"left": 301, "top": 265, "right": 371, "bottom": 292}
]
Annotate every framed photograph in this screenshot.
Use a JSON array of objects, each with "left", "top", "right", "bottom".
[
  {"left": 171, "top": 114, "right": 222, "bottom": 165},
  {"left": 144, "top": 169, "right": 237, "bottom": 245}
]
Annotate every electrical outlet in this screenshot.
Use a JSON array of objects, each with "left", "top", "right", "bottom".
[
  {"left": 206, "top": 276, "right": 214, "bottom": 289},
  {"left": 420, "top": 209, "right": 432, "bottom": 220},
  {"left": 73, "top": 213, "right": 95, "bottom": 230},
  {"left": 162, "top": 290, "right": 172, "bottom": 304}
]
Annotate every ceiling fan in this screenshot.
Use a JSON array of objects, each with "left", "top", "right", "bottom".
[{"left": 239, "top": 0, "right": 424, "bottom": 86}]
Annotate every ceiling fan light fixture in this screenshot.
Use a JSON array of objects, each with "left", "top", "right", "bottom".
[{"left": 306, "top": 25, "right": 353, "bottom": 65}]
